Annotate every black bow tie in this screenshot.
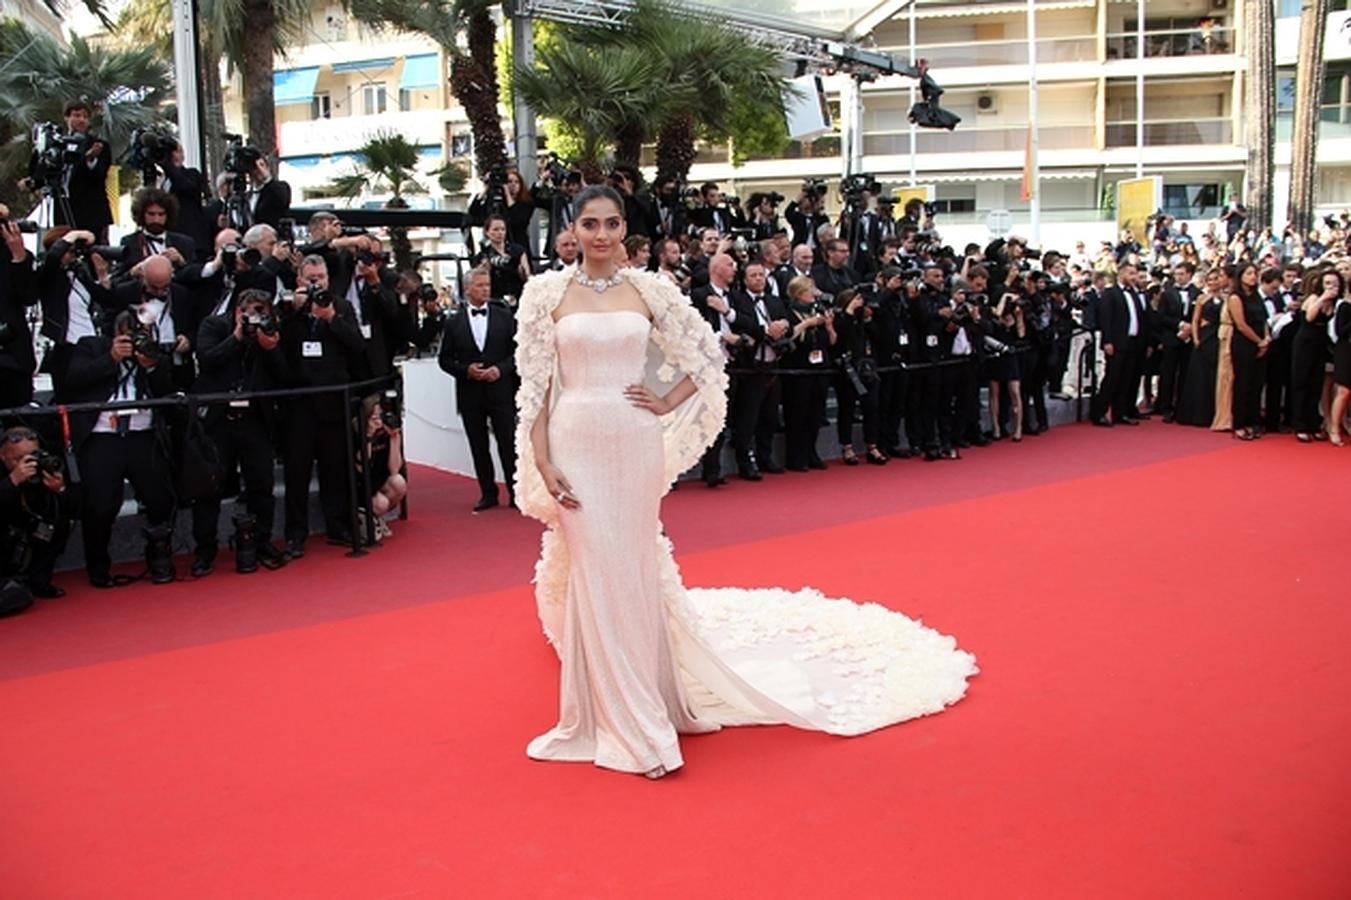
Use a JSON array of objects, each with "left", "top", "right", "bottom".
[{"left": 470, "top": 307, "right": 487, "bottom": 317}]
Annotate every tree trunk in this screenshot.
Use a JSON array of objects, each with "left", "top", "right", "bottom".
[
  {"left": 655, "top": 114, "right": 698, "bottom": 186},
  {"left": 200, "top": 39, "right": 228, "bottom": 182},
  {"left": 449, "top": 54, "right": 507, "bottom": 180},
  {"left": 385, "top": 195, "right": 415, "bottom": 273},
  {"left": 614, "top": 122, "right": 644, "bottom": 168},
  {"left": 1245, "top": 0, "right": 1275, "bottom": 232},
  {"left": 1290, "top": 0, "right": 1329, "bottom": 238},
  {"left": 240, "top": 0, "right": 278, "bottom": 159}
]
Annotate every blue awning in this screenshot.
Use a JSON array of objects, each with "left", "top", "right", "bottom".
[
  {"left": 273, "top": 67, "right": 320, "bottom": 106},
  {"left": 280, "top": 155, "right": 322, "bottom": 169},
  {"left": 399, "top": 54, "right": 442, "bottom": 90},
  {"left": 417, "top": 144, "right": 441, "bottom": 161},
  {"left": 330, "top": 57, "right": 395, "bottom": 75}
]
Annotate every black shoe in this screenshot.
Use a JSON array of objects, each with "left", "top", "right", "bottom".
[
  {"left": 808, "top": 457, "right": 828, "bottom": 470},
  {"left": 738, "top": 466, "right": 763, "bottom": 481},
  {"left": 144, "top": 525, "right": 175, "bottom": 585},
  {"left": 284, "top": 538, "right": 306, "bottom": 560},
  {"left": 970, "top": 436, "right": 991, "bottom": 447},
  {"left": 1091, "top": 417, "right": 1113, "bottom": 427},
  {"left": 472, "top": 497, "right": 500, "bottom": 512},
  {"left": 88, "top": 569, "right": 114, "bottom": 589},
  {"left": 703, "top": 475, "right": 728, "bottom": 487},
  {"left": 955, "top": 439, "right": 971, "bottom": 449},
  {"left": 1118, "top": 417, "right": 1141, "bottom": 426},
  {"left": 1162, "top": 413, "right": 1176, "bottom": 424},
  {"left": 30, "top": 583, "right": 66, "bottom": 599},
  {"left": 257, "top": 543, "right": 287, "bottom": 570},
  {"left": 761, "top": 462, "right": 785, "bottom": 474},
  {"left": 191, "top": 549, "right": 216, "bottom": 578},
  {"left": 924, "top": 449, "right": 941, "bottom": 462},
  {"left": 786, "top": 463, "right": 809, "bottom": 472}
]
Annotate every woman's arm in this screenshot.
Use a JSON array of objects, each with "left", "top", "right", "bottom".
[
  {"left": 387, "top": 429, "right": 404, "bottom": 478},
  {"left": 1304, "top": 295, "right": 1325, "bottom": 322},
  {"left": 531, "top": 386, "right": 552, "bottom": 467},
  {"left": 1191, "top": 297, "right": 1205, "bottom": 345},
  {"left": 518, "top": 251, "right": 532, "bottom": 285}
]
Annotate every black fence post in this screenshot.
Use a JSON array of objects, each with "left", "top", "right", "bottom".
[{"left": 341, "top": 385, "right": 366, "bottom": 559}]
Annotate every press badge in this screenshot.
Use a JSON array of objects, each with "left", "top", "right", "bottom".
[
  {"left": 360, "top": 324, "right": 373, "bottom": 340},
  {"left": 899, "top": 333, "right": 910, "bottom": 346},
  {"left": 229, "top": 399, "right": 250, "bottom": 409},
  {"left": 302, "top": 341, "right": 323, "bottom": 358},
  {"left": 926, "top": 334, "right": 939, "bottom": 347},
  {"left": 808, "top": 349, "right": 824, "bottom": 365}
]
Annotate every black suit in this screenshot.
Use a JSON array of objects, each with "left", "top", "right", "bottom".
[
  {"left": 731, "top": 289, "right": 789, "bottom": 469},
  {"left": 785, "top": 204, "right": 829, "bottom": 255},
  {"left": 112, "top": 280, "right": 203, "bottom": 391},
  {"left": 279, "top": 299, "right": 365, "bottom": 541},
  {"left": 811, "top": 263, "right": 856, "bottom": 298},
  {"left": 1263, "top": 289, "right": 1297, "bottom": 431},
  {"left": 64, "top": 334, "right": 175, "bottom": 580},
  {"left": 535, "top": 190, "right": 576, "bottom": 255},
  {"left": 36, "top": 241, "right": 115, "bottom": 400},
  {"left": 113, "top": 230, "right": 198, "bottom": 283},
  {"left": 438, "top": 303, "right": 517, "bottom": 504},
  {"left": 1153, "top": 282, "right": 1197, "bottom": 417},
  {"left": 0, "top": 251, "right": 38, "bottom": 409},
  {"left": 689, "top": 205, "right": 742, "bottom": 235},
  {"left": 191, "top": 313, "right": 288, "bottom": 550},
  {"left": 691, "top": 284, "right": 744, "bottom": 482},
  {"left": 1092, "top": 285, "right": 1148, "bottom": 422},
  {"left": 349, "top": 276, "right": 401, "bottom": 379},
  {"left": 31, "top": 134, "right": 113, "bottom": 240},
  {"left": 159, "top": 163, "right": 212, "bottom": 259},
  {"left": 248, "top": 180, "right": 292, "bottom": 229}
]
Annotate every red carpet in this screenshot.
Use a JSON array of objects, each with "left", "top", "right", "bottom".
[{"left": 1, "top": 424, "right": 1349, "bottom": 899}]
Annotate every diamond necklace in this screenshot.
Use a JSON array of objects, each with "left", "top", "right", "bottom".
[{"left": 573, "top": 267, "right": 626, "bottom": 293}]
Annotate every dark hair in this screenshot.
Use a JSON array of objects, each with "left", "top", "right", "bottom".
[
  {"left": 1259, "top": 266, "right": 1283, "bottom": 286},
  {"left": 835, "top": 287, "right": 858, "bottom": 309},
  {"left": 574, "top": 184, "right": 626, "bottom": 219},
  {"left": 1230, "top": 261, "right": 1260, "bottom": 299},
  {"left": 484, "top": 213, "right": 508, "bottom": 232},
  {"left": 131, "top": 187, "right": 178, "bottom": 227},
  {"left": 622, "top": 235, "right": 649, "bottom": 256},
  {"left": 1174, "top": 260, "right": 1197, "bottom": 275},
  {"left": 700, "top": 181, "right": 720, "bottom": 197},
  {"left": 1311, "top": 268, "right": 1344, "bottom": 299},
  {"left": 63, "top": 100, "right": 93, "bottom": 117},
  {"left": 236, "top": 288, "right": 272, "bottom": 310}
]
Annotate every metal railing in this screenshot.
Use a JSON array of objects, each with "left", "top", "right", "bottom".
[
  {"left": 1105, "top": 26, "right": 1236, "bottom": 60},
  {"left": 875, "top": 34, "right": 1098, "bottom": 67},
  {"left": 862, "top": 124, "right": 1094, "bottom": 156},
  {"left": 1104, "top": 118, "right": 1233, "bottom": 147}
]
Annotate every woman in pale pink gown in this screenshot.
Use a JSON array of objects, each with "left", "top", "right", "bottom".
[{"left": 513, "top": 186, "right": 977, "bottom": 779}]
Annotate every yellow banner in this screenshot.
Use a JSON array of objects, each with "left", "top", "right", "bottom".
[
  {"left": 892, "top": 185, "right": 932, "bottom": 210},
  {"left": 106, "top": 166, "right": 120, "bottom": 226},
  {"left": 1116, "top": 176, "right": 1159, "bottom": 246}
]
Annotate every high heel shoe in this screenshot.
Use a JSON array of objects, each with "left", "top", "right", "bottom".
[
  {"left": 1331, "top": 433, "right": 1346, "bottom": 447},
  {"left": 643, "top": 765, "right": 669, "bottom": 780},
  {"left": 865, "top": 447, "right": 888, "bottom": 465},
  {"left": 1233, "top": 429, "right": 1256, "bottom": 441},
  {"left": 841, "top": 447, "right": 860, "bottom": 466},
  {"left": 1012, "top": 432, "right": 1023, "bottom": 443}
]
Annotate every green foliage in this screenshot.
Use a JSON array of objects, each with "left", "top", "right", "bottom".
[
  {"left": 0, "top": 19, "right": 173, "bottom": 211},
  {"left": 727, "top": 98, "right": 791, "bottom": 166},
  {"left": 326, "top": 131, "right": 428, "bottom": 201},
  {"left": 434, "top": 159, "right": 470, "bottom": 195}
]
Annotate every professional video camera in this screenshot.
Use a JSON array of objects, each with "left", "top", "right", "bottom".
[
  {"left": 906, "top": 59, "right": 961, "bottom": 131},
  {"left": 30, "top": 122, "right": 90, "bottom": 187},
  {"left": 223, "top": 134, "right": 262, "bottom": 177},
  {"left": 483, "top": 161, "right": 510, "bottom": 215},
  {"left": 840, "top": 174, "right": 881, "bottom": 202},
  {"left": 126, "top": 128, "right": 176, "bottom": 183},
  {"left": 802, "top": 178, "right": 828, "bottom": 200}
]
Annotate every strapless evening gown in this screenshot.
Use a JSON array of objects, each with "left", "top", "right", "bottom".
[{"left": 527, "top": 311, "right": 977, "bottom": 774}]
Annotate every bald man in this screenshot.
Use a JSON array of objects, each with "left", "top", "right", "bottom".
[{"left": 113, "top": 253, "right": 201, "bottom": 390}]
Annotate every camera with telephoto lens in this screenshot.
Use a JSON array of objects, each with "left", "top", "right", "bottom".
[
  {"left": 765, "top": 191, "right": 785, "bottom": 205},
  {"left": 541, "top": 152, "right": 570, "bottom": 185},
  {"left": 811, "top": 295, "right": 835, "bottom": 317},
  {"left": 0, "top": 218, "right": 39, "bottom": 234},
  {"left": 835, "top": 352, "right": 870, "bottom": 396},
  {"left": 672, "top": 261, "right": 692, "bottom": 282},
  {"left": 840, "top": 174, "right": 881, "bottom": 201},
  {"left": 220, "top": 243, "right": 240, "bottom": 272},
  {"left": 130, "top": 321, "right": 161, "bottom": 359},
  {"left": 305, "top": 278, "right": 334, "bottom": 308},
  {"left": 25, "top": 450, "right": 63, "bottom": 485},
  {"left": 950, "top": 301, "right": 974, "bottom": 324},
  {"left": 416, "top": 283, "right": 439, "bottom": 303},
  {"left": 241, "top": 308, "right": 277, "bottom": 339},
  {"left": 356, "top": 248, "right": 390, "bottom": 268},
  {"left": 222, "top": 134, "right": 262, "bottom": 176},
  {"left": 379, "top": 390, "right": 402, "bottom": 430},
  {"left": 126, "top": 128, "right": 176, "bottom": 179}
]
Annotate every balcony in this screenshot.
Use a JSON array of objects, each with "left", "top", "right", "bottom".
[
  {"left": 1104, "top": 118, "right": 1233, "bottom": 147},
  {"left": 1105, "top": 27, "right": 1236, "bottom": 60},
  {"left": 279, "top": 108, "right": 454, "bottom": 158},
  {"left": 1275, "top": 109, "right": 1351, "bottom": 143},
  {"left": 862, "top": 125, "right": 1094, "bottom": 156},
  {"left": 876, "top": 34, "right": 1097, "bottom": 68}
]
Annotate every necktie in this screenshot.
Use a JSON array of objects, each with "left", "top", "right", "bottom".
[{"left": 470, "top": 307, "right": 487, "bottom": 317}]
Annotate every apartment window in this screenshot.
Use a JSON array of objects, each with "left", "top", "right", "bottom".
[
  {"left": 1162, "top": 183, "right": 1221, "bottom": 218},
  {"left": 930, "top": 199, "right": 975, "bottom": 214},
  {"left": 399, "top": 89, "right": 415, "bottom": 112},
  {"left": 363, "top": 82, "right": 387, "bottom": 116},
  {"left": 311, "top": 93, "right": 332, "bottom": 120}
]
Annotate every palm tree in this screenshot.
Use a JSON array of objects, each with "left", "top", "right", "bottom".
[
  {"left": 1289, "top": 0, "right": 1329, "bottom": 236},
  {"left": 328, "top": 132, "right": 428, "bottom": 271},
  {"left": 1245, "top": 0, "right": 1276, "bottom": 231},
  {"left": 0, "top": 20, "right": 173, "bottom": 214},
  {"left": 513, "top": 41, "right": 663, "bottom": 179},
  {"left": 346, "top": 0, "right": 508, "bottom": 181}
]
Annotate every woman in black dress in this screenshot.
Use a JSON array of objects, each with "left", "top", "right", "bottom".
[
  {"left": 472, "top": 213, "right": 532, "bottom": 303},
  {"left": 1176, "top": 268, "right": 1226, "bottom": 426},
  {"left": 1330, "top": 293, "right": 1351, "bottom": 446},
  {"left": 1226, "top": 262, "right": 1270, "bottom": 440},
  {"left": 983, "top": 293, "right": 1025, "bottom": 440},
  {"left": 781, "top": 276, "right": 836, "bottom": 471},
  {"left": 1291, "top": 269, "right": 1341, "bottom": 442},
  {"left": 468, "top": 167, "right": 536, "bottom": 250}
]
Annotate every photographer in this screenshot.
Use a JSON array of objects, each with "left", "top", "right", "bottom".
[
  {"left": 654, "top": 238, "right": 689, "bottom": 291},
  {"left": 914, "top": 263, "right": 959, "bottom": 461},
  {"left": 245, "top": 157, "right": 291, "bottom": 230},
  {"left": 650, "top": 176, "right": 689, "bottom": 242},
  {"left": 1017, "top": 271, "right": 1053, "bottom": 435},
  {"left": 410, "top": 283, "right": 445, "bottom": 355},
  {"left": 472, "top": 166, "right": 537, "bottom": 250},
  {"left": 746, "top": 192, "right": 785, "bottom": 242},
  {"left": 535, "top": 168, "right": 582, "bottom": 255},
  {"left": 21, "top": 101, "right": 113, "bottom": 240},
  {"left": 831, "top": 287, "right": 887, "bottom": 466},
  {"left": 730, "top": 260, "right": 790, "bottom": 478},
  {"left": 781, "top": 275, "right": 836, "bottom": 471},
  {"left": 947, "top": 280, "right": 984, "bottom": 448},
  {"left": 873, "top": 266, "right": 921, "bottom": 458},
  {"left": 983, "top": 291, "right": 1026, "bottom": 441},
  {"left": 0, "top": 216, "right": 38, "bottom": 409},
  {"left": 66, "top": 309, "right": 177, "bottom": 587},
  {"left": 689, "top": 182, "right": 740, "bottom": 236},
  {"left": 812, "top": 239, "right": 857, "bottom": 298},
  {"left": 776, "top": 243, "right": 815, "bottom": 298},
  {"left": 190, "top": 288, "right": 288, "bottom": 576},
  {"left": 154, "top": 139, "right": 212, "bottom": 259},
  {"left": 113, "top": 187, "right": 196, "bottom": 282},
  {"left": 1, "top": 427, "right": 74, "bottom": 609},
  {"left": 692, "top": 253, "right": 744, "bottom": 486},
  {"left": 785, "top": 184, "right": 830, "bottom": 256},
  {"left": 348, "top": 244, "right": 402, "bottom": 377},
  {"left": 112, "top": 255, "right": 199, "bottom": 392},
  {"left": 471, "top": 214, "right": 531, "bottom": 305},
  {"left": 37, "top": 227, "right": 116, "bottom": 400},
  {"left": 279, "top": 255, "right": 366, "bottom": 556},
  {"left": 355, "top": 394, "right": 407, "bottom": 541},
  {"left": 610, "top": 166, "right": 658, "bottom": 239}
]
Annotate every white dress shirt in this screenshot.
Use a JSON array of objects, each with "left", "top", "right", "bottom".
[{"left": 467, "top": 302, "right": 489, "bottom": 351}]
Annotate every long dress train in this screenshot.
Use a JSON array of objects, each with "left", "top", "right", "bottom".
[{"left": 514, "top": 271, "right": 978, "bottom": 775}]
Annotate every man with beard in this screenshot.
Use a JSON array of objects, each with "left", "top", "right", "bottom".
[
  {"left": 113, "top": 187, "right": 196, "bottom": 282},
  {"left": 1154, "top": 261, "right": 1198, "bottom": 423}
]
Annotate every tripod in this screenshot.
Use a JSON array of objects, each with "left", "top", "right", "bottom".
[{"left": 225, "top": 172, "right": 252, "bottom": 232}]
